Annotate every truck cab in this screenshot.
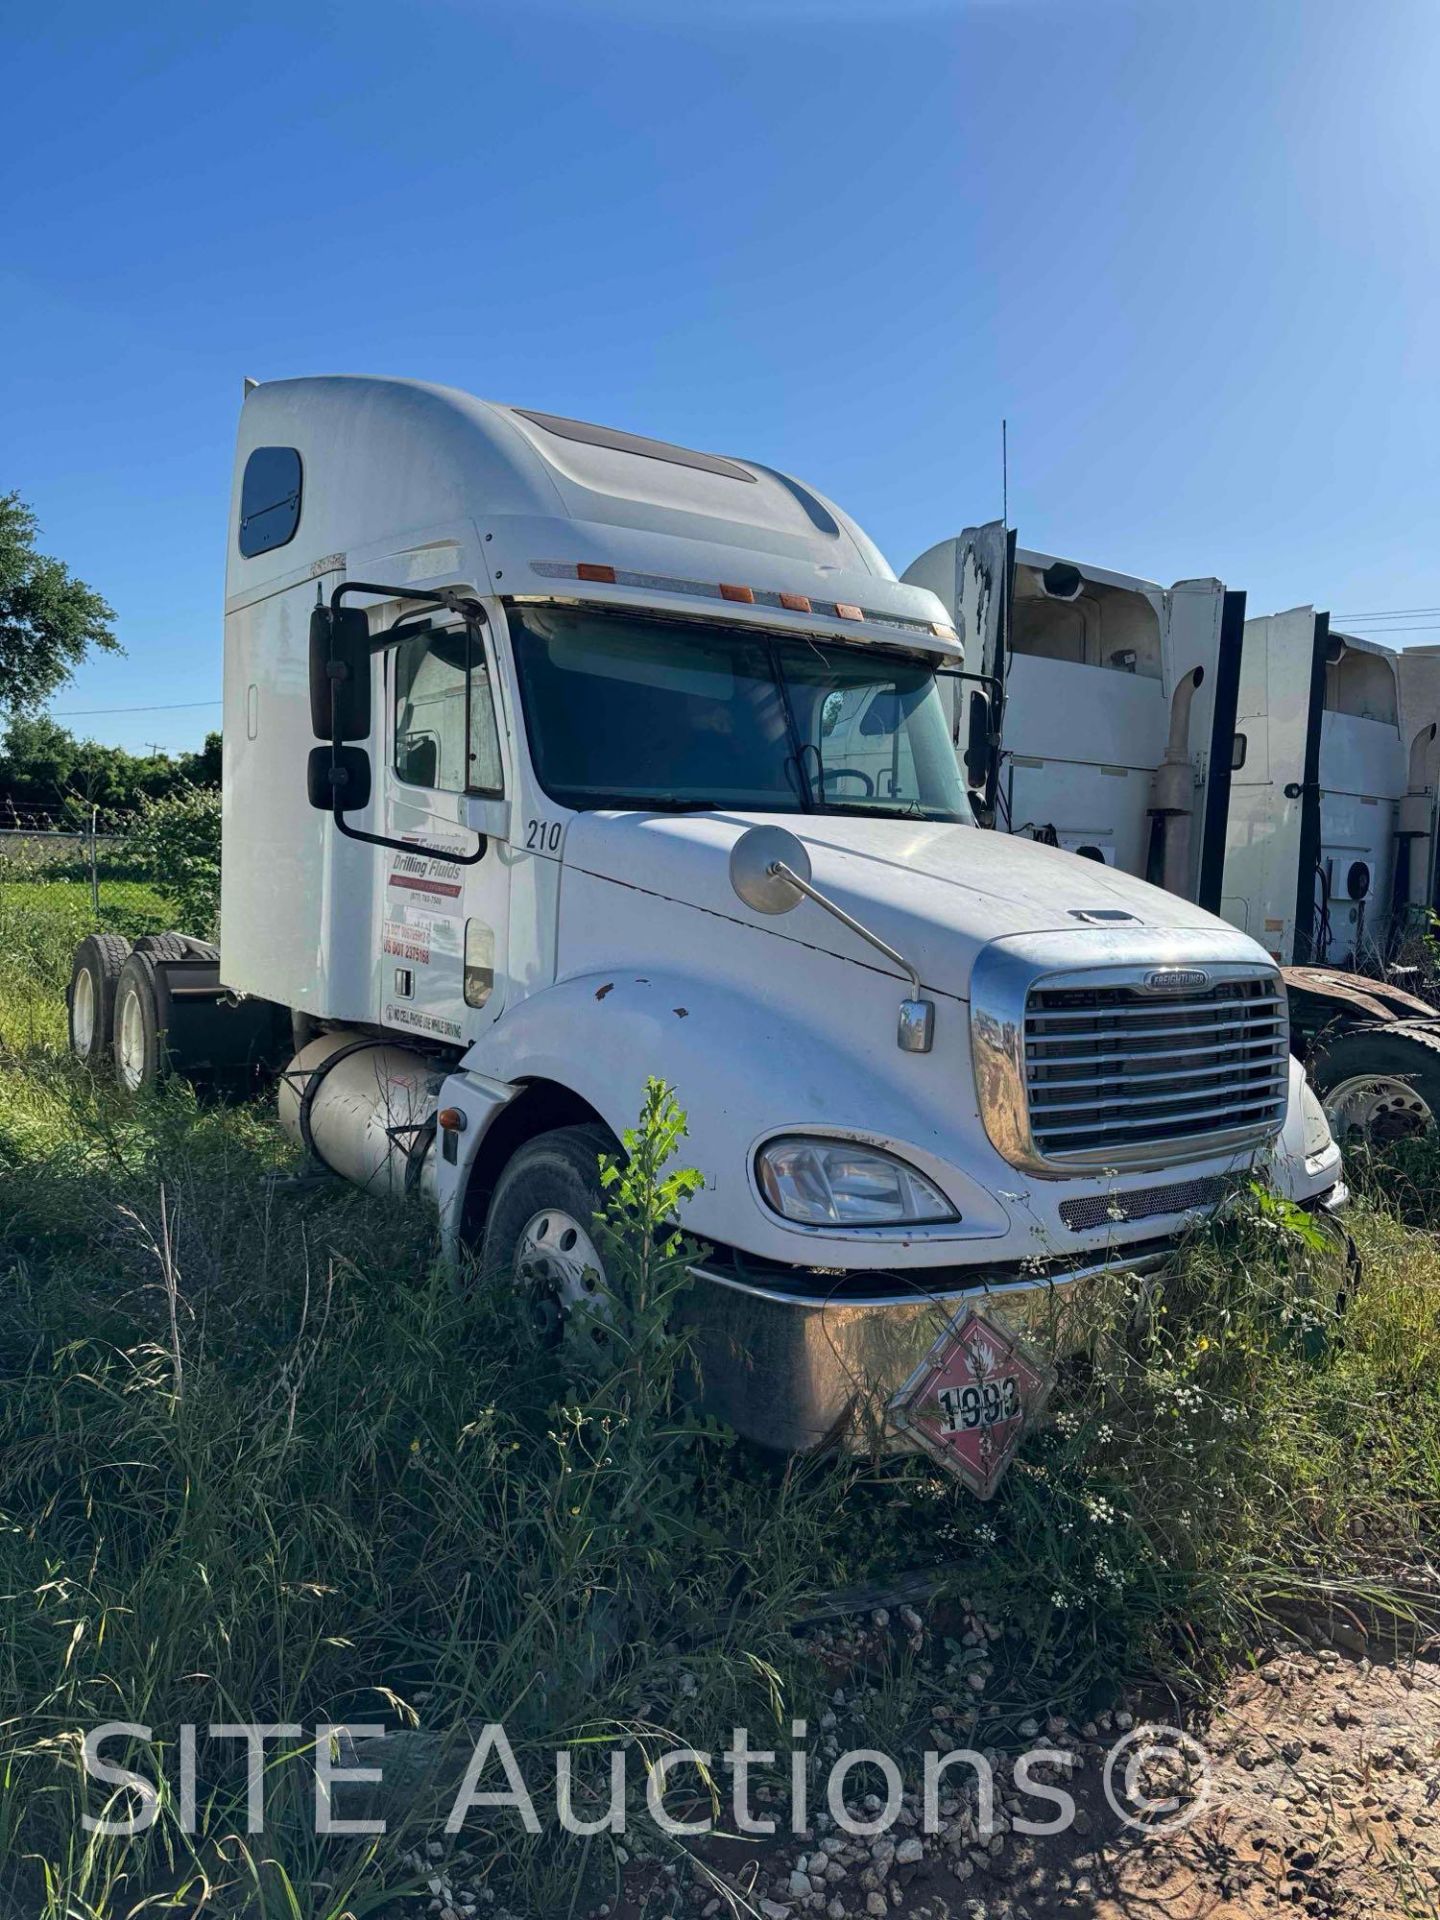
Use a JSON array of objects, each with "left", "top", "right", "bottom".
[
  {"left": 904, "top": 527, "right": 1242, "bottom": 904},
  {"left": 67, "top": 381, "right": 1344, "bottom": 1488},
  {"left": 1224, "top": 615, "right": 1409, "bottom": 968},
  {"left": 905, "top": 525, "right": 1440, "bottom": 1146}
]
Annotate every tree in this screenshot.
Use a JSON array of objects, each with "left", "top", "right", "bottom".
[
  {"left": 0, "top": 714, "right": 221, "bottom": 826},
  {"left": 121, "top": 787, "right": 223, "bottom": 935},
  {"left": 0, "top": 491, "right": 118, "bottom": 712},
  {"left": 178, "top": 730, "right": 223, "bottom": 786}
]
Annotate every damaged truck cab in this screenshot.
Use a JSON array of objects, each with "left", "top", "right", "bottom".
[{"left": 69, "top": 380, "right": 1344, "bottom": 1488}]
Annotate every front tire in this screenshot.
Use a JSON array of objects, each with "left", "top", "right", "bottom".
[{"left": 483, "top": 1125, "right": 619, "bottom": 1363}]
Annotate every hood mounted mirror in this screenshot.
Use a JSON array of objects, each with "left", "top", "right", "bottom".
[{"left": 728, "top": 826, "right": 934, "bottom": 1053}]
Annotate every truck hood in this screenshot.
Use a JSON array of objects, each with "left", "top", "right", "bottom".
[{"left": 560, "top": 812, "right": 1262, "bottom": 1000}]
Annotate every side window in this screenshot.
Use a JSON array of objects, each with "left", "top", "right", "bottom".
[
  {"left": 393, "top": 626, "right": 503, "bottom": 795},
  {"left": 1231, "top": 731, "right": 1248, "bottom": 771},
  {"left": 238, "top": 447, "right": 302, "bottom": 557}
]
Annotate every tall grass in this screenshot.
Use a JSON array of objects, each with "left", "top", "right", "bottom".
[{"left": 1, "top": 871, "right": 1438, "bottom": 1916}]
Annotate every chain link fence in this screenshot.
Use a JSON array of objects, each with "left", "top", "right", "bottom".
[{"left": 0, "top": 796, "right": 217, "bottom": 940}]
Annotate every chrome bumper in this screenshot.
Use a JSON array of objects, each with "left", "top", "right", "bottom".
[{"left": 679, "top": 1243, "right": 1171, "bottom": 1458}]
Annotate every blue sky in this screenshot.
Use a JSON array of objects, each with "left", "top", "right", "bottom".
[{"left": 5, "top": 0, "right": 1438, "bottom": 753}]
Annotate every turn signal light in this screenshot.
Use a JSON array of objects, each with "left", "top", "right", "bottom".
[
  {"left": 436, "top": 1107, "right": 467, "bottom": 1132},
  {"left": 577, "top": 563, "right": 616, "bottom": 583}
]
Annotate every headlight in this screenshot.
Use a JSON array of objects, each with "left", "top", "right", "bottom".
[
  {"left": 756, "top": 1137, "right": 959, "bottom": 1226},
  {"left": 1300, "top": 1078, "right": 1335, "bottom": 1160}
]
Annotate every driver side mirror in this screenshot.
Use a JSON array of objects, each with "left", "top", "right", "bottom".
[
  {"left": 309, "top": 606, "right": 373, "bottom": 741},
  {"left": 964, "top": 688, "right": 994, "bottom": 789}
]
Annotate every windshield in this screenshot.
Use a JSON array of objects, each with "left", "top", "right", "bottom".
[{"left": 508, "top": 604, "right": 973, "bottom": 823}]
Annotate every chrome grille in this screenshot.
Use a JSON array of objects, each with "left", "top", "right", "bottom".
[{"left": 1025, "top": 973, "right": 1288, "bottom": 1169}]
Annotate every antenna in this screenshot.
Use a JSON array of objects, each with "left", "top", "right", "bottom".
[{"left": 1001, "top": 417, "right": 1009, "bottom": 530}]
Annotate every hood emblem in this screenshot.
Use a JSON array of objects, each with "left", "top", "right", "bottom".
[{"left": 1142, "top": 967, "right": 1211, "bottom": 994}]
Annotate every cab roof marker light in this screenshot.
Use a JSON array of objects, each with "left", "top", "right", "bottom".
[{"left": 528, "top": 561, "right": 943, "bottom": 644}]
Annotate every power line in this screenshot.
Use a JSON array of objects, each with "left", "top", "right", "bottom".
[
  {"left": 48, "top": 698, "right": 222, "bottom": 717},
  {"left": 1333, "top": 605, "right": 1440, "bottom": 620}
]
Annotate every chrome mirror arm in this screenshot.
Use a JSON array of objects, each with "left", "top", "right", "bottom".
[{"left": 769, "top": 860, "right": 935, "bottom": 1053}]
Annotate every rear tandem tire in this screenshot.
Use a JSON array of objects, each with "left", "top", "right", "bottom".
[
  {"left": 1308, "top": 1021, "right": 1440, "bottom": 1147},
  {"left": 67, "top": 933, "right": 133, "bottom": 1065},
  {"left": 132, "top": 931, "right": 217, "bottom": 961},
  {"left": 112, "top": 952, "right": 168, "bottom": 1095}
]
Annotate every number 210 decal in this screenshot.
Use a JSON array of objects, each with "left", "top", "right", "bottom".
[{"left": 525, "top": 819, "right": 563, "bottom": 852}]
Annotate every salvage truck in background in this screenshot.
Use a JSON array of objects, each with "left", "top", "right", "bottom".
[
  {"left": 65, "top": 379, "right": 1343, "bottom": 1494},
  {"left": 907, "top": 525, "right": 1440, "bottom": 1145}
]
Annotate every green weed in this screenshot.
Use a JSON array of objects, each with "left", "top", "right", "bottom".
[{"left": 0, "top": 882, "right": 1437, "bottom": 1915}]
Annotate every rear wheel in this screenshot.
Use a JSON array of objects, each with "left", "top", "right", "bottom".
[
  {"left": 113, "top": 953, "right": 167, "bottom": 1094},
  {"left": 1309, "top": 1023, "right": 1440, "bottom": 1147},
  {"left": 67, "top": 934, "right": 132, "bottom": 1065},
  {"left": 132, "top": 932, "right": 219, "bottom": 962},
  {"left": 482, "top": 1125, "right": 620, "bottom": 1364}
]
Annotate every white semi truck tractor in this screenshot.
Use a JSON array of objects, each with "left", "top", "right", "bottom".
[
  {"left": 65, "top": 381, "right": 1343, "bottom": 1489},
  {"left": 905, "top": 525, "right": 1440, "bottom": 1145}
]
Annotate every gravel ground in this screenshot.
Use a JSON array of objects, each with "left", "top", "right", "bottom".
[{"left": 591, "top": 1629, "right": 1440, "bottom": 1920}]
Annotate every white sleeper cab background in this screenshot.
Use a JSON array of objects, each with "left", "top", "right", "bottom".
[{"left": 4, "top": 4, "right": 1440, "bottom": 1918}]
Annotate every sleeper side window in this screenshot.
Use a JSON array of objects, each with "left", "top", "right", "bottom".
[
  {"left": 238, "top": 446, "right": 302, "bottom": 557},
  {"left": 393, "top": 625, "right": 503, "bottom": 795}
]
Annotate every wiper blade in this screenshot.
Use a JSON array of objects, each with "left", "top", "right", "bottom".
[
  {"left": 629, "top": 795, "right": 729, "bottom": 813},
  {"left": 581, "top": 794, "right": 740, "bottom": 813},
  {"left": 821, "top": 802, "right": 938, "bottom": 821}
]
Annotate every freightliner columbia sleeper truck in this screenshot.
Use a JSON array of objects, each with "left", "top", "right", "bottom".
[
  {"left": 64, "top": 380, "right": 1343, "bottom": 1494},
  {"left": 905, "top": 525, "right": 1440, "bottom": 1145}
]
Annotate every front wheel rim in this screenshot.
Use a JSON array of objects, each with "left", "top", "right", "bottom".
[
  {"left": 117, "top": 989, "right": 147, "bottom": 1091},
  {"left": 1323, "top": 1072, "right": 1434, "bottom": 1145},
  {"left": 513, "top": 1207, "right": 612, "bottom": 1353},
  {"left": 72, "top": 969, "right": 96, "bottom": 1057}
]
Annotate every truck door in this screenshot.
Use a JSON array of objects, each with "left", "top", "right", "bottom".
[
  {"left": 1163, "top": 580, "right": 1241, "bottom": 909},
  {"left": 1223, "top": 607, "right": 1327, "bottom": 964},
  {"left": 380, "top": 613, "right": 511, "bottom": 1046}
]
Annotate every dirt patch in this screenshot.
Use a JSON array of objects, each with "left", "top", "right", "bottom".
[{"left": 606, "top": 1645, "right": 1440, "bottom": 1920}]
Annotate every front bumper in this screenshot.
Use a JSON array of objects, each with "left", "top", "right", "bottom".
[
  {"left": 683, "top": 1173, "right": 1347, "bottom": 1459},
  {"left": 681, "top": 1240, "right": 1167, "bottom": 1457}
]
